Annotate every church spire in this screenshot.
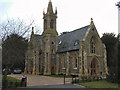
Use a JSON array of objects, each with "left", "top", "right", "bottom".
[
  {"left": 42, "top": 0, "right": 58, "bottom": 35},
  {"left": 47, "top": 0, "right": 53, "bottom": 14}
]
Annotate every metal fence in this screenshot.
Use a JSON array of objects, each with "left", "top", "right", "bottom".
[{"left": 71, "top": 75, "right": 105, "bottom": 83}]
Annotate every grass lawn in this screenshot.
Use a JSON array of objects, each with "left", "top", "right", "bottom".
[
  {"left": 6, "top": 76, "right": 21, "bottom": 82},
  {"left": 2, "top": 76, "right": 22, "bottom": 88},
  {"left": 79, "top": 80, "right": 119, "bottom": 88},
  {"left": 40, "top": 74, "right": 72, "bottom": 78},
  {"left": 0, "top": 74, "right": 2, "bottom": 81}
]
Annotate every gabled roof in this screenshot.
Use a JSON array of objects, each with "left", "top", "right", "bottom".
[{"left": 57, "top": 25, "right": 89, "bottom": 53}]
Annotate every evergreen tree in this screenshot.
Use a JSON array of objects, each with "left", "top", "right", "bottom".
[
  {"left": 101, "top": 33, "right": 119, "bottom": 83},
  {"left": 2, "top": 34, "right": 28, "bottom": 71}
]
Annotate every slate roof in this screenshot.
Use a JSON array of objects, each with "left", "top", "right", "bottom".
[
  {"left": 57, "top": 25, "right": 90, "bottom": 53},
  {"left": 34, "top": 34, "right": 42, "bottom": 53}
]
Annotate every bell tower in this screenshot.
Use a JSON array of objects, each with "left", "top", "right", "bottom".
[
  {"left": 42, "top": 0, "right": 58, "bottom": 35},
  {"left": 42, "top": 0, "right": 58, "bottom": 75}
]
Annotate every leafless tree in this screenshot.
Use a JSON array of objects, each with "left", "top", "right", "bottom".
[{"left": 0, "top": 18, "right": 35, "bottom": 41}]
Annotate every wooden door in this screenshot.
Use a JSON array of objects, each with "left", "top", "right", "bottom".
[{"left": 91, "top": 60, "right": 96, "bottom": 75}]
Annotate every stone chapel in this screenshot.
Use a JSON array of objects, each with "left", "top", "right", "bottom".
[{"left": 24, "top": 0, "right": 108, "bottom": 78}]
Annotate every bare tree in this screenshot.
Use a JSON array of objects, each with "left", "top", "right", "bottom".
[{"left": 0, "top": 18, "right": 34, "bottom": 41}]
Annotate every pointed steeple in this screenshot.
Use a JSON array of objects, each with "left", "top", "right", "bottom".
[
  {"left": 90, "top": 18, "right": 94, "bottom": 26},
  {"left": 47, "top": 0, "right": 53, "bottom": 14}
]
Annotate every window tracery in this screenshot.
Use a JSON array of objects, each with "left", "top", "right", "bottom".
[
  {"left": 90, "top": 37, "right": 95, "bottom": 54},
  {"left": 73, "top": 53, "right": 78, "bottom": 68},
  {"left": 62, "top": 54, "right": 65, "bottom": 68}
]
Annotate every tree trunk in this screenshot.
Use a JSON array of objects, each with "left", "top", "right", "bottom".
[{"left": 2, "top": 66, "right": 8, "bottom": 89}]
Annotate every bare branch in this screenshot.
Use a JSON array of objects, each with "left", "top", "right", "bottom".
[{"left": 0, "top": 18, "right": 35, "bottom": 41}]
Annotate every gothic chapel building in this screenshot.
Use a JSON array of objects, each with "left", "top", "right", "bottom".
[{"left": 24, "top": 1, "right": 108, "bottom": 78}]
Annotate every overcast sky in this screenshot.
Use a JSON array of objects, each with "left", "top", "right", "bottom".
[{"left": 0, "top": 0, "right": 119, "bottom": 37}]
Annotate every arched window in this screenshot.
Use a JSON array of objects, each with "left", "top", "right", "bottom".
[
  {"left": 90, "top": 37, "right": 95, "bottom": 54},
  {"left": 75, "top": 57, "right": 78, "bottom": 68},
  {"left": 52, "top": 49, "right": 55, "bottom": 54},
  {"left": 50, "top": 19, "right": 54, "bottom": 29},
  {"left": 73, "top": 53, "right": 78, "bottom": 68},
  {"left": 62, "top": 54, "right": 65, "bottom": 68}
]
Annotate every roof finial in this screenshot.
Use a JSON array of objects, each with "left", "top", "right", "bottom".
[
  {"left": 55, "top": 7, "right": 57, "bottom": 14},
  {"left": 91, "top": 18, "right": 93, "bottom": 21},
  {"left": 43, "top": 8, "right": 45, "bottom": 15},
  {"left": 32, "top": 27, "right": 34, "bottom": 35},
  {"left": 90, "top": 18, "right": 94, "bottom": 24}
]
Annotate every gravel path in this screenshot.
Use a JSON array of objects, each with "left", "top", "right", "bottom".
[{"left": 8, "top": 74, "right": 72, "bottom": 86}]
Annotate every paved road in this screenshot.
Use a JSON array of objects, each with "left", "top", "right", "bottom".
[{"left": 27, "top": 83, "right": 86, "bottom": 88}]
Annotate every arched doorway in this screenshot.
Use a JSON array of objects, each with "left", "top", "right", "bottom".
[{"left": 90, "top": 58, "right": 99, "bottom": 75}]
